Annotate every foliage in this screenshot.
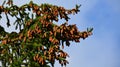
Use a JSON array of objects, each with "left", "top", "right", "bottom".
[{"left": 0, "top": 0, "right": 93, "bottom": 67}]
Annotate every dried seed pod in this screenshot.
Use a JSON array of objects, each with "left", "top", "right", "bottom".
[
  {"left": 70, "top": 30, "right": 73, "bottom": 34},
  {"left": 82, "top": 32, "right": 88, "bottom": 39},
  {"left": 37, "top": 29, "right": 42, "bottom": 34},
  {"left": 33, "top": 5, "right": 39, "bottom": 11},
  {"left": 33, "top": 56, "right": 36, "bottom": 61},
  {"left": 2, "top": 40, "right": 7, "bottom": 44},
  {"left": 38, "top": 57, "right": 42, "bottom": 63},
  {"left": 49, "top": 37, "right": 53, "bottom": 42},
  {"left": 49, "top": 47, "right": 53, "bottom": 53},
  {"left": 49, "top": 31, "right": 53, "bottom": 35},
  {"left": 44, "top": 51, "right": 47, "bottom": 56},
  {"left": 49, "top": 55, "right": 52, "bottom": 61},
  {"left": 36, "top": 54, "right": 39, "bottom": 60},
  {"left": 1, "top": 49, "right": 6, "bottom": 54},
  {"left": 55, "top": 45, "right": 59, "bottom": 49},
  {"left": 54, "top": 32, "right": 56, "bottom": 36},
  {"left": 27, "top": 30, "right": 31, "bottom": 37},
  {"left": 41, "top": 60, "right": 45, "bottom": 65},
  {"left": 19, "top": 34, "right": 22, "bottom": 39},
  {"left": 43, "top": 32, "right": 47, "bottom": 37},
  {"left": 42, "top": 46, "right": 44, "bottom": 50},
  {"left": 57, "top": 29, "right": 60, "bottom": 33}
]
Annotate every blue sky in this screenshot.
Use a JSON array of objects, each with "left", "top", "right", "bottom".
[{"left": 0, "top": 0, "right": 120, "bottom": 67}]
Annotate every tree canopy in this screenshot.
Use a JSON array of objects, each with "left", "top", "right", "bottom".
[{"left": 0, "top": 0, "right": 93, "bottom": 67}]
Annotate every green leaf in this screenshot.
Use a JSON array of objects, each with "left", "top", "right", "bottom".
[
  {"left": 87, "top": 27, "right": 93, "bottom": 32},
  {"left": 58, "top": 57, "right": 65, "bottom": 61}
]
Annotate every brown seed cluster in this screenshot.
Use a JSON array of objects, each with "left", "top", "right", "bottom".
[
  {"left": 33, "top": 54, "right": 45, "bottom": 65},
  {"left": 0, "top": 1, "right": 92, "bottom": 67}
]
